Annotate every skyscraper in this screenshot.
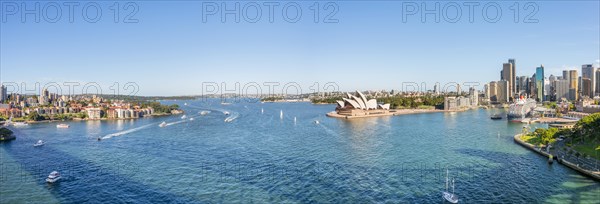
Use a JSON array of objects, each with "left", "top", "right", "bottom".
[
  {"left": 0, "top": 84, "right": 6, "bottom": 103},
  {"left": 581, "top": 64, "right": 596, "bottom": 97},
  {"left": 502, "top": 63, "right": 514, "bottom": 100},
  {"left": 554, "top": 79, "right": 570, "bottom": 101},
  {"left": 569, "top": 70, "right": 578, "bottom": 101},
  {"left": 535, "top": 65, "right": 545, "bottom": 102},
  {"left": 596, "top": 69, "right": 600, "bottom": 96},
  {"left": 508, "top": 59, "right": 516, "bottom": 94}
]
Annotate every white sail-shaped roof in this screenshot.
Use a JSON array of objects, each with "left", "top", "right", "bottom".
[
  {"left": 366, "top": 99, "right": 378, "bottom": 110},
  {"left": 378, "top": 104, "right": 390, "bottom": 110},
  {"left": 336, "top": 100, "right": 345, "bottom": 108},
  {"left": 350, "top": 95, "right": 366, "bottom": 109},
  {"left": 343, "top": 98, "right": 361, "bottom": 109}
]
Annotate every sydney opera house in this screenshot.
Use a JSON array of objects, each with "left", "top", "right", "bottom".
[{"left": 334, "top": 91, "right": 391, "bottom": 116}]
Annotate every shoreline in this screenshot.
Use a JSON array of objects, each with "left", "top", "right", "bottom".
[
  {"left": 8, "top": 113, "right": 177, "bottom": 124},
  {"left": 513, "top": 134, "right": 600, "bottom": 181},
  {"left": 326, "top": 109, "right": 447, "bottom": 119}
]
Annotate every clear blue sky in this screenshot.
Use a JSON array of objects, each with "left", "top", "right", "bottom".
[{"left": 1, "top": 1, "right": 599, "bottom": 96}]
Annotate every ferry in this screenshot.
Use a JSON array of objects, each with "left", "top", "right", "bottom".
[
  {"left": 45, "top": 171, "right": 61, "bottom": 183},
  {"left": 507, "top": 97, "right": 537, "bottom": 122},
  {"left": 56, "top": 124, "right": 70, "bottom": 128}
]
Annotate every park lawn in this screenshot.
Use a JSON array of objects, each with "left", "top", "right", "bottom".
[
  {"left": 521, "top": 134, "right": 541, "bottom": 146},
  {"left": 573, "top": 143, "right": 600, "bottom": 160}
]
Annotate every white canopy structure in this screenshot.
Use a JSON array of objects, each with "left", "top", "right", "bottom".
[{"left": 336, "top": 91, "right": 390, "bottom": 110}]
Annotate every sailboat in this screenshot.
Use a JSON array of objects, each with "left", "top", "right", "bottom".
[
  {"left": 280, "top": 110, "right": 283, "bottom": 119},
  {"left": 261, "top": 108, "right": 264, "bottom": 114},
  {"left": 294, "top": 117, "right": 297, "bottom": 123},
  {"left": 443, "top": 168, "right": 459, "bottom": 203}
]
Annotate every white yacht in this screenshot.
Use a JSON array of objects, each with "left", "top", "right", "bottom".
[
  {"left": 56, "top": 124, "right": 70, "bottom": 128},
  {"left": 12, "top": 122, "right": 28, "bottom": 127},
  {"left": 33, "top": 140, "right": 45, "bottom": 147},
  {"left": 442, "top": 169, "right": 459, "bottom": 203},
  {"left": 46, "top": 171, "right": 61, "bottom": 183},
  {"left": 159, "top": 121, "right": 167, "bottom": 127}
]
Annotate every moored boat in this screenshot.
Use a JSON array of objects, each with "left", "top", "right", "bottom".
[
  {"left": 490, "top": 114, "right": 502, "bottom": 120},
  {"left": 56, "top": 124, "right": 70, "bottom": 128}
]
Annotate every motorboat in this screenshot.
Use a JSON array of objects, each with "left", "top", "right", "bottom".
[
  {"left": 159, "top": 121, "right": 167, "bottom": 127},
  {"left": 181, "top": 115, "right": 187, "bottom": 119},
  {"left": 280, "top": 110, "right": 283, "bottom": 119},
  {"left": 56, "top": 124, "right": 70, "bottom": 128},
  {"left": 221, "top": 102, "right": 231, "bottom": 105},
  {"left": 189, "top": 118, "right": 194, "bottom": 121},
  {"left": 314, "top": 120, "right": 320, "bottom": 124},
  {"left": 45, "top": 171, "right": 61, "bottom": 183},
  {"left": 200, "top": 111, "right": 210, "bottom": 115},
  {"left": 224, "top": 111, "right": 230, "bottom": 115},
  {"left": 442, "top": 169, "right": 459, "bottom": 203},
  {"left": 490, "top": 114, "right": 502, "bottom": 120},
  {"left": 33, "top": 140, "right": 45, "bottom": 147}
]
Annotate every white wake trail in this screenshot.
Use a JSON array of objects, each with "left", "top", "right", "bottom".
[{"left": 101, "top": 123, "right": 154, "bottom": 140}]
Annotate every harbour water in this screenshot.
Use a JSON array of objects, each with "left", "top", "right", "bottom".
[{"left": 1, "top": 100, "right": 599, "bottom": 203}]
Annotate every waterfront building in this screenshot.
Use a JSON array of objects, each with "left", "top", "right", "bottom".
[
  {"left": 334, "top": 91, "right": 390, "bottom": 116},
  {"left": 497, "top": 80, "right": 509, "bottom": 103},
  {"left": 569, "top": 70, "right": 579, "bottom": 101},
  {"left": 469, "top": 87, "right": 478, "bottom": 107},
  {"left": 535, "top": 65, "right": 545, "bottom": 102},
  {"left": 86, "top": 107, "right": 102, "bottom": 120},
  {"left": 501, "top": 62, "right": 515, "bottom": 100},
  {"left": 581, "top": 64, "right": 596, "bottom": 97}
]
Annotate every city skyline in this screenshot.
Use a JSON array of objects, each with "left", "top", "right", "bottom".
[{"left": 1, "top": 1, "right": 599, "bottom": 96}]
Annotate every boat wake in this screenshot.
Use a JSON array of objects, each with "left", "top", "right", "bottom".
[
  {"left": 224, "top": 112, "right": 240, "bottom": 122},
  {"left": 101, "top": 123, "right": 154, "bottom": 140},
  {"left": 165, "top": 120, "right": 187, "bottom": 126}
]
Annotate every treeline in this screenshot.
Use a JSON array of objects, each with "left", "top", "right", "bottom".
[
  {"left": 377, "top": 95, "right": 445, "bottom": 109},
  {"left": 261, "top": 97, "right": 284, "bottom": 102},
  {"left": 140, "top": 102, "right": 180, "bottom": 114},
  {"left": 311, "top": 97, "right": 343, "bottom": 104}
]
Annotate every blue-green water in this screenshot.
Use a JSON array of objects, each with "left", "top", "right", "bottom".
[{"left": 1, "top": 100, "right": 599, "bottom": 203}]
